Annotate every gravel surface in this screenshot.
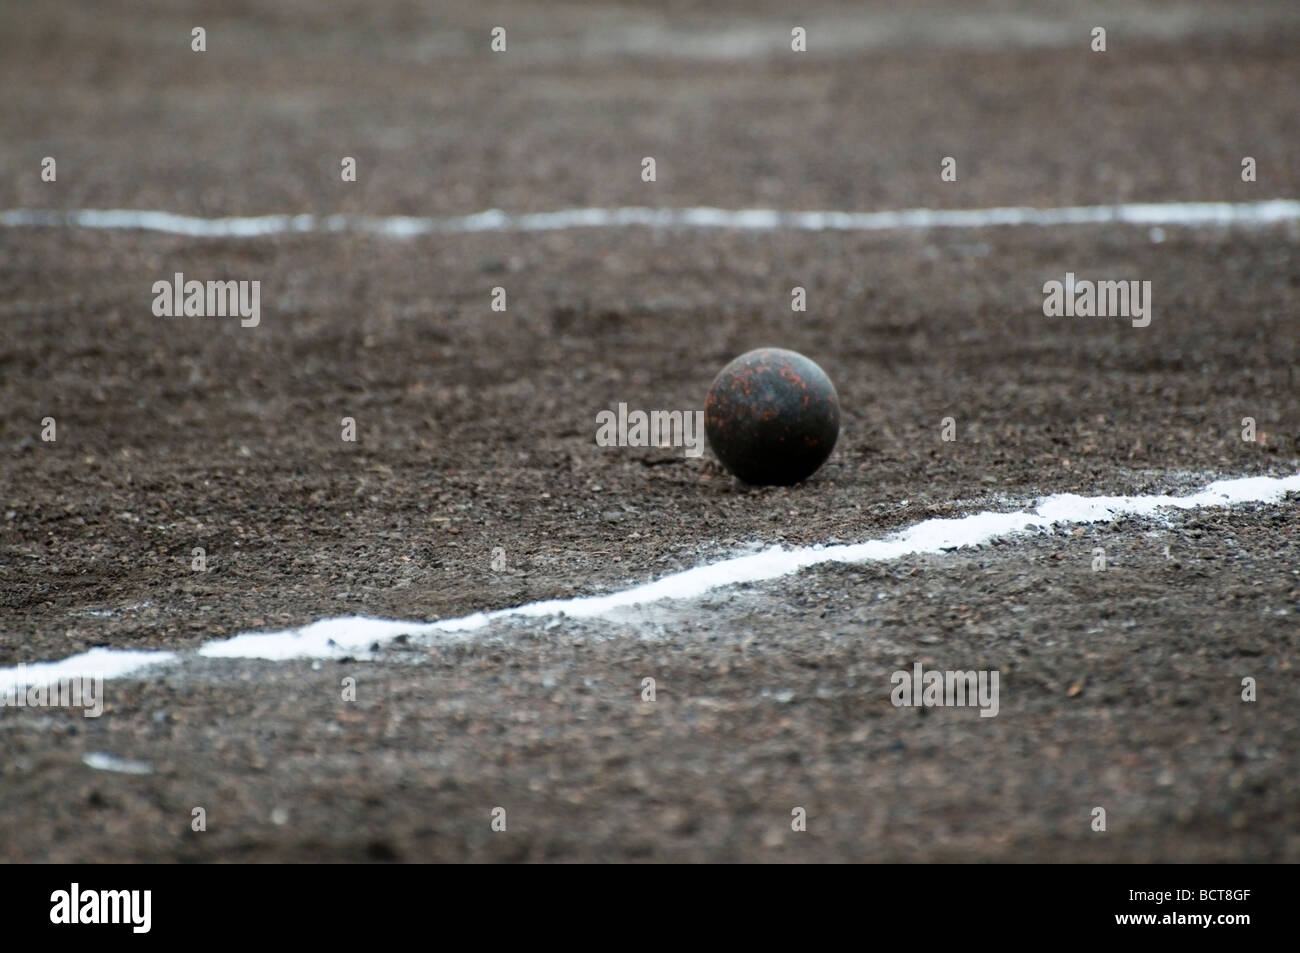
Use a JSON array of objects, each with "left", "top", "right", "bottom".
[{"left": 1, "top": 0, "right": 1297, "bottom": 861}]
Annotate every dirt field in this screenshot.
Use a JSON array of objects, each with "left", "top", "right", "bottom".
[{"left": 1, "top": 0, "right": 1298, "bottom": 862}]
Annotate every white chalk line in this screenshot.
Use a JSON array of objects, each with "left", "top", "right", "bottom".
[
  {"left": 1, "top": 472, "right": 1297, "bottom": 692},
  {"left": 3, "top": 200, "right": 1299, "bottom": 239}
]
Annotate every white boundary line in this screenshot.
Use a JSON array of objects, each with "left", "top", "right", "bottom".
[
  {"left": 2, "top": 472, "right": 1296, "bottom": 690},
  {"left": 3, "top": 200, "right": 1299, "bottom": 238}
]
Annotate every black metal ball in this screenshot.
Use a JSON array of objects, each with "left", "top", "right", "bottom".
[{"left": 704, "top": 348, "right": 840, "bottom": 486}]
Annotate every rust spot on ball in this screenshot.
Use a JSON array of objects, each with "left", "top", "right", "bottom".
[{"left": 704, "top": 347, "right": 840, "bottom": 486}]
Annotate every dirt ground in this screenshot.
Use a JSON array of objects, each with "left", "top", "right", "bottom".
[{"left": 1, "top": 0, "right": 1298, "bottom": 862}]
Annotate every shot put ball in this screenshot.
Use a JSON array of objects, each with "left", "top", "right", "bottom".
[{"left": 704, "top": 347, "right": 840, "bottom": 486}]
